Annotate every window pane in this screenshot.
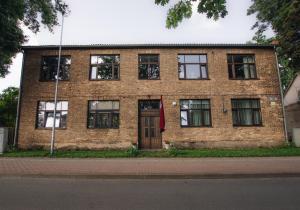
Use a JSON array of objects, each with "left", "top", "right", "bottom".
[
  {"left": 186, "top": 64, "right": 200, "bottom": 79},
  {"left": 244, "top": 64, "right": 250, "bottom": 79},
  {"left": 112, "top": 113, "right": 119, "bottom": 128},
  {"left": 253, "top": 110, "right": 261, "bottom": 125},
  {"left": 112, "top": 101, "right": 120, "bottom": 110},
  {"left": 45, "top": 112, "right": 60, "bottom": 128},
  {"left": 233, "top": 55, "right": 244, "bottom": 63},
  {"left": 139, "top": 64, "right": 148, "bottom": 79},
  {"left": 97, "top": 64, "right": 112, "bottom": 79},
  {"left": 149, "top": 64, "right": 160, "bottom": 79},
  {"left": 200, "top": 55, "right": 207, "bottom": 63},
  {"left": 62, "top": 101, "right": 68, "bottom": 110},
  {"left": 228, "top": 64, "right": 233, "bottom": 78},
  {"left": 139, "top": 55, "right": 149, "bottom": 63},
  {"left": 179, "top": 64, "right": 185, "bottom": 78},
  {"left": 41, "top": 56, "right": 70, "bottom": 81},
  {"left": 180, "top": 111, "right": 188, "bottom": 126},
  {"left": 203, "top": 110, "right": 211, "bottom": 126},
  {"left": 97, "top": 101, "right": 113, "bottom": 110},
  {"left": 38, "top": 102, "right": 46, "bottom": 110},
  {"left": 113, "top": 65, "right": 119, "bottom": 79},
  {"left": 227, "top": 55, "right": 233, "bottom": 63},
  {"left": 190, "top": 100, "right": 202, "bottom": 109},
  {"left": 60, "top": 111, "right": 67, "bottom": 128},
  {"left": 180, "top": 100, "right": 189, "bottom": 109},
  {"left": 148, "top": 55, "right": 159, "bottom": 63},
  {"left": 249, "top": 65, "right": 256, "bottom": 78},
  {"left": 239, "top": 109, "right": 253, "bottom": 125},
  {"left": 185, "top": 55, "right": 200, "bottom": 63},
  {"left": 251, "top": 100, "right": 260, "bottom": 108},
  {"left": 91, "top": 67, "right": 97, "bottom": 79},
  {"left": 37, "top": 111, "right": 45, "bottom": 128},
  {"left": 201, "top": 66, "right": 207, "bottom": 78},
  {"left": 201, "top": 100, "right": 210, "bottom": 109},
  {"left": 90, "top": 101, "right": 98, "bottom": 110},
  {"left": 191, "top": 110, "right": 202, "bottom": 126},
  {"left": 178, "top": 55, "right": 185, "bottom": 63},
  {"left": 232, "top": 110, "right": 239, "bottom": 125},
  {"left": 235, "top": 64, "right": 245, "bottom": 79},
  {"left": 97, "top": 113, "right": 109, "bottom": 128},
  {"left": 247, "top": 56, "right": 254, "bottom": 63},
  {"left": 91, "top": 56, "right": 98, "bottom": 64},
  {"left": 45, "top": 102, "right": 55, "bottom": 110},
  {"left": 88, "top": 113, "right": 96, "bottom": 128}
]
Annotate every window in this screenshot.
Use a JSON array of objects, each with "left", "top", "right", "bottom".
[
  {"left": 178, "top": 54, "right": 208, "bottom": 79},
  {"left": 40, "top": 56, "right": 71, "bottom": 81},
  {"left": 231, "top": 99, "right": 262, "bottom": 126},
  {"left": 180, "top": 99, "right": 211, "bottom": 127},
  {"left": 36, "top": 101, "right": 68, "bottom": 128},
  {"left": 88, "top": 101, "right": 120, "bottom": 128},
  {"left": 138, "top": 55, "right": 160, "bottom": 79},
  {"left": 90, "top": 55, "right": 120, "bottom": 80},
  {"left": 227, "top": 55, "right": 257, "bottom": 79}
]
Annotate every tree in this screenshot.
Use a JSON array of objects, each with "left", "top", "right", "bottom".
[
  {"left": 155, "top": 0, "right": 300, "bottom": 87},
  {"left": 0, "top": 0, "right": 69, "bottom": 78},
  {"left": 155, "top": 0, "right": 227, "bottom": 28},
  {"left": 0, "top": 87, "right": 19, "bottom": 127}
]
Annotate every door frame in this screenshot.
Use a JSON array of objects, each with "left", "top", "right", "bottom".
[{"left": 138, "top": 99, "right": 161, "bottom": 149}]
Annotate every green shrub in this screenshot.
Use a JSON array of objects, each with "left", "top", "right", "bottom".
[{"left": 127, "top": 146, "right": 139, "bottom": 157}]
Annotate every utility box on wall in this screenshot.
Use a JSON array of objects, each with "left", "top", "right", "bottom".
[
  {"left": 0, "top": 128, "right": 8, "bottom": 154},
  {"left": 293, "top": 128, "right": 300, "bottom": 147}
]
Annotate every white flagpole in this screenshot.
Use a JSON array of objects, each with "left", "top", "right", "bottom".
[{"left": 50, "top": 13, "right": 65, "bottom": 156}]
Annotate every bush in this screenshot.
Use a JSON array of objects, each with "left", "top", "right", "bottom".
[{"left": 127, "top": 146, "right": 139, "bottom": 157}]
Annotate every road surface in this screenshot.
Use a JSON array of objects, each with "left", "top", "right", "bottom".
[{"left": 1, "top": 177, "right": 300, "bottom": 210}]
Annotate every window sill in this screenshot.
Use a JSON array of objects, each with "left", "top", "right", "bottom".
[
  {"left": 39, "top": 80, "right": 70, "bottom": 82},
  {"left": 233, "top": 125, "right": 263, "bottom": 127},
  {"left": 35, "top": 128, "right": 67, "bottom": 130},
  {"left": 138, "top": 78, "right": 161, "bottom": 80},
  {"left": 229, "top": 78, "right": 259, "bottom": 80},
  {"left": 179, "top": 78, "right": 210, "bottom": 80},
  {"left": 89, "top": 79, "right": 120, "bottom": 81},
  {"left": 87, "top": 127, "right": 120, "bottom": 129},
  {"left": 180, "top": 125, "right": 212, "bottom": 128}
]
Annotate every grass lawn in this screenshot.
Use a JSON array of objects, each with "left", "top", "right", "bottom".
[{"left": 1, "top": 146, "right": 300, "bottom": 158}]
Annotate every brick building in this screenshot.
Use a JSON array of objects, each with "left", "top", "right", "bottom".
[{"left": 16, "top": 44, "right": 286, "bottom": 150}]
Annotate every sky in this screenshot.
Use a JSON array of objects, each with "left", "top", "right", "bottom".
[{"left": 0, "top": 0, "right": 274, "bottom": 92}]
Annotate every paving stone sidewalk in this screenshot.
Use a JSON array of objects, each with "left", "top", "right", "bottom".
[{"left": 1, "top": 157, "right": 300, "bottom": 178}]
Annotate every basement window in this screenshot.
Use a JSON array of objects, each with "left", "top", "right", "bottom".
[
  {"left": 90, "top": 55, "right": 120, "bottom": 80},
  {"left": 88, "top": 101, "right": 120, "bottom": 128},
  {"left": 227, "top": 54, "right": 257, "bottom": 79},
  {"left": 36, "top": 101, "right": 68, "bottom": 128},
  {"left": 40, "top": 56, "right": 71, "bottom": 81}
]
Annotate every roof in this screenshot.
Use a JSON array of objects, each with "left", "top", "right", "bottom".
[
  {"left": 21, "top": 43, "right": 275, "bottom": 50},
  {"left": 284, "top": 72, "right": 300, "bottom": 96}
]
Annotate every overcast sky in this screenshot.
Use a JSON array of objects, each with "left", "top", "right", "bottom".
[{"left": 0, "top": 0, "right": 273, "bottom": 92}]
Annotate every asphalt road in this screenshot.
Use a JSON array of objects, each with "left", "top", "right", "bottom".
[{"left": 1, "top": 177, "right": 300, "bottom": 210}]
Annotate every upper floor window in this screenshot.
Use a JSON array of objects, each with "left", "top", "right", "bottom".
[
  {"left": 227, "top": 55, "right": 257, "bottom": 79},
  {"left": 90, "top": 55, "right": 120, "bottom": 80},
  {"left": 40, "top": 56, "right": 71, "bottom": 81},
  {"left": 231, "top": 99, "right": 262, "bottom": 126},
  {"left": 178, "top": 54, "right": 208, "bottom": 79},
  {"left": 36, "top": 101, "right": 68, "bottom": 128},
  {"left": 138, "top": 55, "right": 160, "bottom": 79},
  {"left": 88, "top": 101, "right": 120, "bottom": 128},
  {"left": 180, "top": 99, "right": 211, "bottom": 127}
]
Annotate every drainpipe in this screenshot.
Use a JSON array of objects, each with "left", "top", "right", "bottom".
[
  {"left": 274, "top": 46, "right": 288, "bottom": 142},
  {"left": 13, "top": 50, "right": 25, "bottom": 148}
]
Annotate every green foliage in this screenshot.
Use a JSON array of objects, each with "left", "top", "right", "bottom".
[
  {"left": 247, "top": 0, "right": 300, "bottom": 76},
  {"left": 127, "top": 146, "right": 140, "bottom": 157},
  {"left": 0, "top": 87, "right": 19, "bottom": 127},
  {"left": 155, "top": 0, "right": 227, "bottom": 28},
  {"left": 167, "top": 146, "right": 179, "bottom": 157},
  {"left": 0, "top": 0, "right": 69, "bottom": 78},
  {"left": 3, "top": 146, "right": 300, "bottom": 158}
]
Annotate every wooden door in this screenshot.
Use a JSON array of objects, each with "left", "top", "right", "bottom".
[{"left": 139, "top": 110, "right": 162, "bottom": 149}]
